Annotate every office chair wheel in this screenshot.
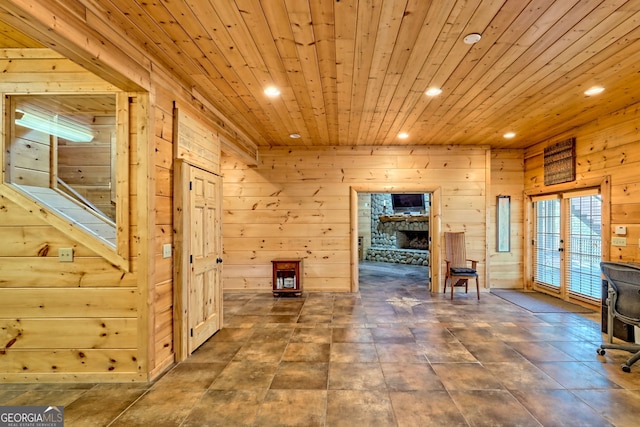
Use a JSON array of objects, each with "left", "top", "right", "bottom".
[
  {"left": 622, "top": 364, "right": 631, "bottom": 373},
  {"left": 597, "top": 348, "right": 606, "bottom": 356}
]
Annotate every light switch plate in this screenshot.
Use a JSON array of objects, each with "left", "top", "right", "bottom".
[
  {"left": 59, "top": 247, "right": 74, "bottom": 262},
  {"left": 162, "top": 244, "right": 172, "bottom": 258},
  {"left": 612, "top": 237, "right": 627, "bottom": 247}
]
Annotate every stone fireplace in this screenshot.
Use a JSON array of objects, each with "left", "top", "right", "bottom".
[
  {"left": 365, "top": 194, "right": 430, "bottom": 265},
  {"left": 396, "top": 230, "right": 429, "bottom": 250}
]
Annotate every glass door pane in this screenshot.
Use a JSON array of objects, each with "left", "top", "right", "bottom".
[
  {"left": 534, "top": 199, "right": 561, "bottom": 291},
  {"left": 566, "top": 194, "right": 602, "bottom": 301}
]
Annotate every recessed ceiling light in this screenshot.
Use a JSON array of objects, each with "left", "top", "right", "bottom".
[
  {"left": 503, "top": 132, "right": 516, "bottom": 139},
  {"left": 264, "top": 86, "right": 281, "bottom": 97},
  {"left": 463, "top": 33, "right": 482, "bottom": 44},
  {"left": 584, "top": 86, "right": 605, "bottom": 96},
  {"left": 425, "top": 87, "right": 442, "bottom": 97},
  {"left": 289, "top": 133, "right": 301, "bottom": 139},
  {"left": 398, "top": 132, "right": 409, "bottom": 139}
]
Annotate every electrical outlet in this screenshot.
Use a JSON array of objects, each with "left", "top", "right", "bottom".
[
  {"left": 59, "top": 247, "right": 74, "bottom": 262},
  {"left": 612, "top": 237, "right": 627, "bottom": 247},
  {"left": 162, "top": 244, "right": 172, "bottom": 258}
]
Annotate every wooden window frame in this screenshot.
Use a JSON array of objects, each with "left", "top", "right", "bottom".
[{"left": 1, "top": 92, "right": 132, "bottom": 271}]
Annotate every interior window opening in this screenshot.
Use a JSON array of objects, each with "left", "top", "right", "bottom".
[{"left": 5, "top": 94, "right": 118, "bottom": 246}]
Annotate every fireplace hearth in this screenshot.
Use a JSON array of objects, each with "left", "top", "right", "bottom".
[{"left": 396, "top": 230, "right": 429, "bottom": 250}]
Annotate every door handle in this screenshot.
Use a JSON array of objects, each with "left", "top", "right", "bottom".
[{"left": 216, "top": 258, "right": 223, "bottom": 264}]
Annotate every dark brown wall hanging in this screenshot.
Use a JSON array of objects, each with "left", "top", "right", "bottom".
[{"left": 544, "top": 137, "right": 576, "bottom": 186}]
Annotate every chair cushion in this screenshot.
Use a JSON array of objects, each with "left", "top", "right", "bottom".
[{"left": 450, "top": 267, "right": 477, "bottom": 275}]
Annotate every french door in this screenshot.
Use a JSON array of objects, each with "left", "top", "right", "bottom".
[{"left": 532, "top": 189, "right": 602, "bottom": 304}]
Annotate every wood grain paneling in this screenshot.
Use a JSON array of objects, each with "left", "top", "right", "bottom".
[
  {"left": 357, "top": 193, "right": 371, "bottom": 260},
  {"left": 490, "top": 150, "right": 525, "bottom": 289},
  {"left": 0, "top": 349, "right": 140, "bottom": 375},
  {"left": 524, "top": 105, "right": 640, "bottom": 264},
  {"left": 173, "top": 103, "right": 220, "bottom": 173},
  {"left": 0, "top": 318, "right": 137, "bottom": 349},
  {"left": 4, "top": 0, "right": 635, "bottom": 152},
  {"left": 222, "top": 145, "right": 488, "bottom": 293},
  {"left": 130, "top": 82, "right": 178, "bottom": 382},
  {"left": 3, "top": 0, "right": 638, "bottom": 386},
  {"left": 0, "top": 289, "right": 136, "bottom": 317},
  {"left": 0, "top": 259, "right": 135, "bottom": 288},
  {"left": 8, "top": 129, "right": 50, "bottom": 186},
  {"left": 0, "top": 48, "right": 145, "bottom": 383},
  {"left": 58, "top": 122, "right": 114, "bottom": 218}
]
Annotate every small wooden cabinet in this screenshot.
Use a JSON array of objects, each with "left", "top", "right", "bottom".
[{"left": 272, "top": 259, "right": 302, "bottom": 297}]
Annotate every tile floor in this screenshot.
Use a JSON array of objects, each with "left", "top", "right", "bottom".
[{"left": 3, "top": 261, "right": 640, "bottom": 426}]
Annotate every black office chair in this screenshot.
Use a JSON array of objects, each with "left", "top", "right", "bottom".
[{"left": 597, "top": 261, "right": 640, "bottom": 372}]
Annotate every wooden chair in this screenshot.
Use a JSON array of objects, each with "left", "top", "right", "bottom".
[{"left": 444, "top": 232, "right": 480, "bottom": 299}]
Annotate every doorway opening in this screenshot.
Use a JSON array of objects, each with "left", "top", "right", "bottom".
[{"left": 351, "top": 187, "right": 442, "bottom": 293}]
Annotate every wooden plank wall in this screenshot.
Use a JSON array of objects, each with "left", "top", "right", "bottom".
[
  {"left": 147, "top": 70, "right": 223, "bottom": 377},
  {"left": 524, "top": 103, "right": 640, "bottom": 264},
  {"left": 149, "top": 72, "right": 177, "bottom": 379},
  {"left": 0, "top": 53, "right": 145, "bottom": 382},
  {"left": 221, "top": 146, "right": 489, "bottom": 293},
  {"left": 57, "top": 118, "right": 116, "bottom": 219},
  {"left": 0, "top": 4, "right": 234, "bottom": 383},
  {"left": 173, "top": 103, "right": 220, "bottom": 173},
  {"left": 7, "top": 126, "right": 51, "bottom": 186},
  {"left": 0, "top": 195, "right": 141, "bottom": 382},
  {"left": 169, "top": 103, "right": 224, "bottom": 361},
  {"left": 357, "top": 193, "right": 371, "bottom": 260},
  {"left": 0, "top": 40, "right": 232, "bottom": 386},
  {"left": 489, "top": 150, "right": 525, "bottom": 288}
]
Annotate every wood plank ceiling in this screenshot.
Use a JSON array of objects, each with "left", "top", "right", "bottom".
[{"left": 3, "top": 0, "right": 640, "bottom": 149}]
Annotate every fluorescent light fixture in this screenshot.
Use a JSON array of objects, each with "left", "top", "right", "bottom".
[
  {"left": 264, "top": 86, "right": 281, "bottom": 97},
  {"left": 15, "top": 108, "right": 94, "bottom": 142},
  {"left": 398, "top": 132, "right": 409, "bottom": 139},
  {"left": 503, "top": 132, "right": 516, "bottom": 139},
  {"left": 425, "top": 87, "right": 442, "bottom": 97},
  {"left": 584, "top": 86, "right": 605, "bottom": 96}
]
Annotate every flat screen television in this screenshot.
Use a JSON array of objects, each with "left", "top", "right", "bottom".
[{"left": 391, "top": 194, "right": 424, "bottom": 211}]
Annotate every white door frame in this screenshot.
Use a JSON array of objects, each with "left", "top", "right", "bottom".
[{"left": 524, "top": 175, "right": 611, "bottom": 294}]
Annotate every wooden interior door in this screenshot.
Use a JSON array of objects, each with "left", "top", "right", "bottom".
[
  {"left": 188, "top": 165, "right": 222, "bottom": 353},
  {"left": 174, "top": 160, "right": 222, "bottom": 360}
]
